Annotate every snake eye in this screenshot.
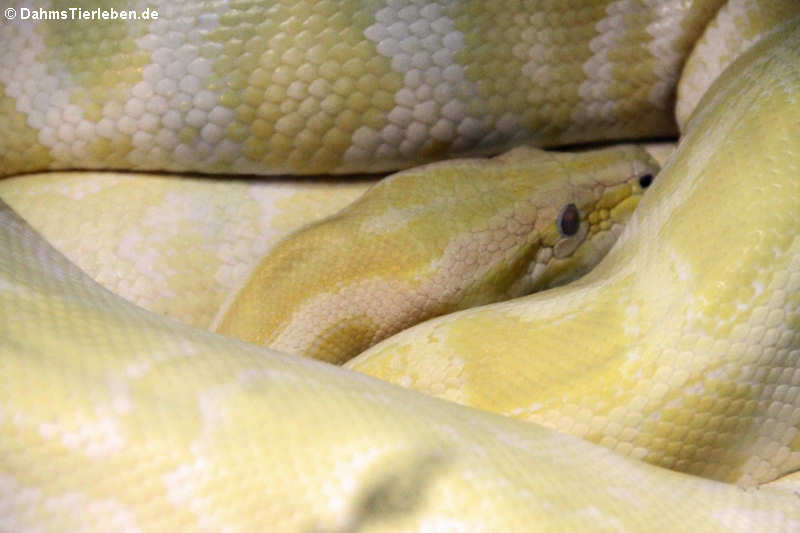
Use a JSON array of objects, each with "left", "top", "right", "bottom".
[
  {"left": 638, "top": 173, "right": 654, "bottom": 188},
  {"left": 557, "top": 203, "right": 580, "bottom": 237}
]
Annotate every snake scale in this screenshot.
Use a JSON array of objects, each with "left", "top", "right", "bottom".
[{"left": 1, "top": 1, "right": 799, "bottom": 532}]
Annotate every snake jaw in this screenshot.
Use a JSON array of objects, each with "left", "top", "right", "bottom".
[{"left": 525, "top": 148, "right": 660, "bottom": 291}]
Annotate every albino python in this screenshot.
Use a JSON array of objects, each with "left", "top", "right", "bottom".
[{"left": 1, "top": 1, "right": 799, "bottom": 532}]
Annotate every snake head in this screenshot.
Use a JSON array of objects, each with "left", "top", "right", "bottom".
[{"left": 517, "top": 144, "right": 660, "bottom": 292}]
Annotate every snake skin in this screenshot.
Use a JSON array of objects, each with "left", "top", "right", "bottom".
[
  {"left": 1, "top": 0, "right": 800, "bottom": 531},
  {"left": 1, "top": 0, "right": 722, "bottom": 176}
]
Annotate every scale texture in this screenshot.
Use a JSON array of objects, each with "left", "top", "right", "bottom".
[
  {"left": 348, "top": 20, "right": 800, "bottom": 487},
  {"left": 1, "top": 0, "right": 721, "bottom": 176},
  {"left": 0, "top": 1, "right": 799, "bottom": 532}
]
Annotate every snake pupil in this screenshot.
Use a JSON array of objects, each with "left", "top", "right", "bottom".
[
  {"left": 639, "top": 174, "right": 654, "bottom": 188},
  {"left": 557, "top": 203, "right": 580, "bottom": 237}
]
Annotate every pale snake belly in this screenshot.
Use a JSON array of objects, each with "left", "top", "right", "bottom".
[{"left": 1, "top": 1, "right": 799, "bottom": 532}]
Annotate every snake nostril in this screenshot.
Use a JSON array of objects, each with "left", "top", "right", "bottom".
[{"left": 638, "top": 174, "right": 654, "bottom": 188}]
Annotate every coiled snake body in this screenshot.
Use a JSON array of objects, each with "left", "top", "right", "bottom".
[{"left": 0, "top": 1, "right": 799, "bottom": 531}]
